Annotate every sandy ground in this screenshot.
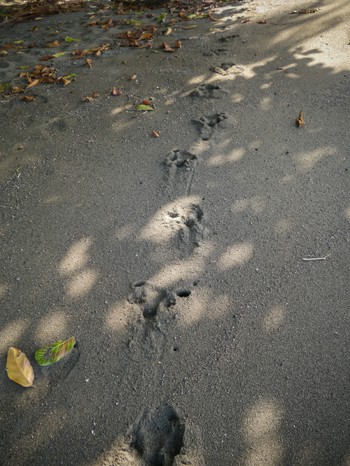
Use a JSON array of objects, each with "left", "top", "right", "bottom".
[{"left": 0, "top": 0, "right": 350, "bottom": 464}]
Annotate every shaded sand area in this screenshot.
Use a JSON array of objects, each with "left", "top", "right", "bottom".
[{"left": 0, "top": 0, "right": 350, "bottom": 464}]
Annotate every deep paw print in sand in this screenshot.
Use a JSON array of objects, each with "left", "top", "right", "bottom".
[
  {"left": 128, "top": 281, "right": 176, "bottom": 318},
  {"left": 189, "top": 83, "right": 223, "bottom": 99},
  {"left": 106, "top": 403, "right": 205, "bottom": 466},
  {"left": 164, "top": 149, "right": 197, "bottom": 197},
  {"left": 192, "top": 113, "right": 229, "bottom": 141},
  {"left": 166, "top": 203, "right": 206, "bottom": 254}
]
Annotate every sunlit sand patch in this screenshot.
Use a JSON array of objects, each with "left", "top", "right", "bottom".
[
  {"left": 262, "top": 305, "right": 286, "bottom": 333},
  {"left": 0, "top": 283, "right": 9, "bottom": 300},
  {"left": 243, "top": 399, "right": 284, "bottom": 466},
  {"left": 44, "top": 194, "right": 60, "bottom": 204},
  {"left": 59, "top": 237, "right": 93, "bottom": 275},
  {"left": 105, "top": 300, "right": 130, "bottom": 332},
  {"left": 115, "top": 224, "right": 134, "bottom": 241},
  {"left": 66, "top": 268, "right": 99, "bottom": 298},
  {"left": 188, "top": 74, "right": 207, "bottom": 85},
  {"left": 110, "top": 103, "right": 132, "bottom": 116},
  {"left": 260, "top": 96, "right": 272, "bottom": 110},
  {"left": 344, "top": 206, "right": 350, "bottom": 221},
  {"left": 180, "top": 288, "right": 230, "bottom": 325},
  {"left": 36, "top": 309, "right": 69, "bottom": 343},
  {"left": 150, "top": 243, "right": 213, "bottom": 289},
  {"left": 218, "top": 242, "right": 253, "bottom": 270},
  {"left": 208, "top": 148, "right": 245, "bottom": 166},
  {"left": 231, "top": 196, "right": 266, "bottom": 214},
  {"left": 0, "top": 319, "right": 28, "bottom": 353},
  {"left": 140, "top": 196, "right": 201, "bottom": 244},
  {"left": 293, "top": 146, "right": 336, "bottom": 172},
  {"left": 274, "top": 218, "right": 292, "bottom": 234}
]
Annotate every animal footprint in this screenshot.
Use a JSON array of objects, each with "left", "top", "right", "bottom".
[
  {"left": 192, "top": 113, "right": 229, "bottom": 140},
  {"left": 128, "top": 281, "right": 176, "bottom": 318}
]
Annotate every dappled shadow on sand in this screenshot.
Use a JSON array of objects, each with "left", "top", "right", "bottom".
[{"left": 0, "top": 0, "right": 350, "bottom": 464}]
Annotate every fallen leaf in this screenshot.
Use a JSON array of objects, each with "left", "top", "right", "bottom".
[
  {"left": 65, "top": 36, "right": 80, "bottom": 43},
  {"left": 241, "top": 18, "right": 250, "bottom": 23},
  {"left": 152, "top": 130, "right": 160, "bottom": 138},
  {"left": 26, "top": 78, "right": 41, "bottom": 89},
  {"left": 181, "top": 24, "right": 197, "bottom": 30},
  {"left": 162, "top": 41, "right": 175, "bottom": 52},
  {"left": 130, "top": 74, "right": 137, "bottom": 80},
  {"left": 135, "top": 104, "right": 154, "bottom": 111},
  {"left": 257, "top": 19, "right": 267, "bottom": 24},
  {"left": 101, "top": 18, "right": 113, "bottom": 30},
  {"left": 52, "top": 51, "right": 67, "bottom": 58},
  {"left": 164, "top": 27, "right": 173, "bottom": 36},
  {"left": 296, "top": 111, "right": 304, "bottom": 127},
  {"left": 142, "top": 99, "right": 151, "bottom": 105},
  {"left": 21, "top": 95, "right": 36, "bottom": 102},
  {"left": 91, "top": 91, "right": 100, "bottom": 98},
  {"left": 46, "top": 40, "right": 61, "bottom": 48},
  {"left": 35, "top": 336, "right": 76, "bottom": 366},
  {"left": 12, "top": 86, "right": 24, "bottom": 93},
  {"left": 156, "top": 12, "right": 167, "bottom": 23},
  {"left": 175, "top": 39, "right": 182, "bottom": 49},
  {"left": 0, "top": 50, "right": 8, "bottom": 57},
  {"left": 85, "top": 58, "right": 93, "bottom": 68},
  {"left": 112, "top": 87, "right": 122, "bottom": 96},
  {"left": 6, "top": 347, "right": 34, "bottom": 387},
  {"left": 83, "top": 96, "right": 94, "bottom": 102},
  {"left": 62, "top": 73, "right": 77, "bottom": 80}
]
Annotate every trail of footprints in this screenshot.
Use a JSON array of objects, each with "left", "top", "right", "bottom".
[{"left": 122, "top": 62, "right": 234, "bottom": 464}]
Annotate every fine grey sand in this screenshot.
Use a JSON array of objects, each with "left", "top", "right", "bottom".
[{"left": 0, "top": 0, "right": 349, "bottom": 464}]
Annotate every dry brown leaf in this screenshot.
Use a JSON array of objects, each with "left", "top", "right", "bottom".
[
  {"left": 175, "top": 39, "right": 182, "bottom": 49},
  {"left": 152, "top": 130, "right": 160, "bottom": 138},
  {"left": 162, "top": 41, "right": 174, "bottom": 52},
  {"left": 85, "top": 58, "right": 93, "bottom": 68},
  {"left": 22, "top": 95, "right": 36, "bottom": 102},
  {"left": 46, "top": 40, "right": 60, "bottom": 48},
  {"left": 130, "top": 74, "right": 137, "bottom": 80},
  {"left": 101, "top": 19, "right": 113, "bottom": 30},
  {"left": 296, "top": 111, "right": 304, "bottom": 127},
  {"left": 91, "top": 91, "right": 100, "bottom": 98},
  {"left": 27, "top": 78, "right": 41, "bottom": 89},
  {"left": 142, "top": 99, "right": 151, "bottom": 105},
  {"left": 12, "top": 86, "right": 23, "bottom": 93},
  {"left": 6, "top": 347, "right": 34, "bottom": 387},
  {"left": 112, "top": 87, "right": 122, "bottom": 96}
]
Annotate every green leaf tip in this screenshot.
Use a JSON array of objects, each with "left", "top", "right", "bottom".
[
  {"left": 35, "top": 336, "right": 76, "bottom": 366},
  {"left": 135, "top": 104, "right": 154, "bottom": 111}
]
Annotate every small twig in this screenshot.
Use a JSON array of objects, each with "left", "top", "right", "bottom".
[{"left": 302, "top": 254, "right": 330, "bottom": 261}]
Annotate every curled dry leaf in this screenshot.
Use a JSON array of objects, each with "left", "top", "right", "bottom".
[
  {"left": 152, "top": 130, "right": 160, "bottom": 138},
  {"left": 6, "top": 347, "right": 34, "bottom": 387},
  {"left": 83, "top": 91, "right": 99, "bottom": 102},
  {"left": 162, "top": 41, "right": 174, "bottom": 52},
  {"left": 130, "top": 74, "right": 137, "bottom": 80},
  {"left": 85, "top": 58, "right": 93, "bottom": 68},
  {"left": 26, "top": 78, "right": 41, "bottom": 89},
  {"left": 35, "top": 336, "right": 76, "bottom": 366},
  {"left": 175, "top": 39, "right": 182, "bottom": 49},
  {"left": 112, "top": 87, "right": 122, "bottom": 96},
  {"left": 22, "top": 95, "right": 36, "bottom": 102},
  {"left": 296, "top": 111, "right": 304, "bottom": 128},
  {"left": 46, "top": 40, "right": 61, "bottom": 48}
]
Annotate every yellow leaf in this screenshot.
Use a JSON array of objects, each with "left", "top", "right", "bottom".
[{"left": 6, "top": 347, "right": 34, "bottom": 387}]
